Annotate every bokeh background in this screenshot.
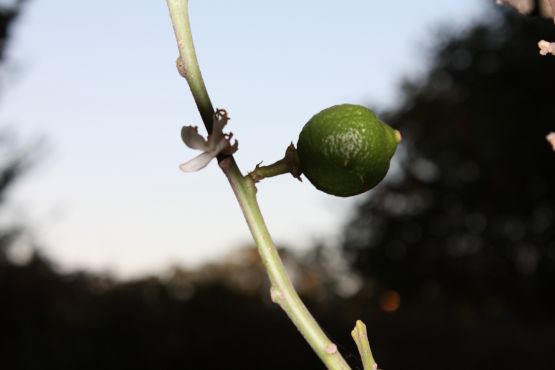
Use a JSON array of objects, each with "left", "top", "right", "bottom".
[{"left": 1, "top": 1, "right": 554, "bottom": 369}]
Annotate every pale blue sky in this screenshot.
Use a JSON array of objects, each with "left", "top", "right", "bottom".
[{"left": 1, "top": 1, "right": 486, "bottom": 277}]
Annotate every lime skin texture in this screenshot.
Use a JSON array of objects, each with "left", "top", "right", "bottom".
[{"left": 297, "top": 104, "right": 399, "bottom": 197}]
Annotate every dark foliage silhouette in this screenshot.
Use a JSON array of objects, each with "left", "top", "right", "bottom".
[
  {"left": 344, "top": 6, "right": 555, "bottom": 317},
  {"left": 0, "top": 1, "right": 29, "bottom": 260},
  {"left": 340, "top": 6, "right": 555, "bottom": 369}
]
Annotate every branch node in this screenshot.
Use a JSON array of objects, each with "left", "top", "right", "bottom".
[
  {"left": 325, "top": 343, "right": 338, "bottom": 354},
  {"left": 270, "top": 286, "right": 283, "bottom": 303},
  {"left": 218, "top": 156, "right": 233, "bottom": 170},
  {"left": 176, "top": 57, "right": 187, "bottom": 78}
]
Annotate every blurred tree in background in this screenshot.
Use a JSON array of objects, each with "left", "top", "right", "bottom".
[
  {"left": 343, "top": 6, "right": 555, "bottom": 319},
  {"left": 1, "top": 3, "right": 555, "bottom": 370},
  {"left": 0, "top": 0, "right": 28, "bottom": 260}
]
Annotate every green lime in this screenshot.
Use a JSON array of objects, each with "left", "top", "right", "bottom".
[{"left": 296, "top": 104, "right": 400, "bottom": 197}]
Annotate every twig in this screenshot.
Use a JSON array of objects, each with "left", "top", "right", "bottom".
[
  {"left": 165, "top": 1, "right": 351, "bottom": 368},
  {"left": 351, "top": 320, "right": 378, "bottom": 370}
]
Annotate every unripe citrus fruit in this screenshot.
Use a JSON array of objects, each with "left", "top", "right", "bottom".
[{"left": 297, "top": 104, "right": 400, "bottom": 197}]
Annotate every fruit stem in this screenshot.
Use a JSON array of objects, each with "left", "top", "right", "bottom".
[
  {"left": 247, "top": 143, "right": 302, "bottom": 182},
  {"left": 166, "top": 2, "right": 351, "bottom": 369}
]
